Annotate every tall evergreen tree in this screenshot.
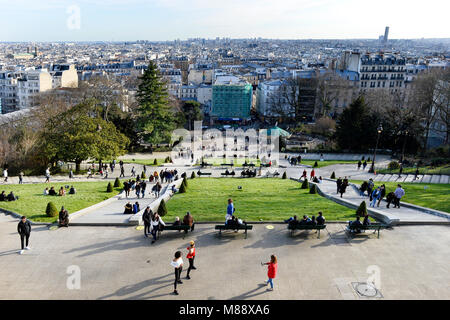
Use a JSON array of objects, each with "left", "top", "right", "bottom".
[{"left": 136, "top": 62, "right": 175, "bottom": 144}]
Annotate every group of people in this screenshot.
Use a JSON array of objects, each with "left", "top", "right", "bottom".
[
  {"left": 0, "top": 190, "right": 18, "bottom": 201},
  {"left": 225, "top": 198, "right": 247, "bottom": 228},
  {"left": 284, "top": 212, "right": 326, "bottom": 227},
  {"left": 357, "top": 160, "right": 369, "bottom": 170},
  {"left": 124, "top": 201, "right": 141, "bottom": 214},
  {"left": 300, "top": 169, "right": 316, "bottom": 180},
  {"left": 336, "top": 177, "right": 349, "bottom": 198},
  {"left": 347, "top": 214, "right": 371, "bottom": 233},
  {"left": 171, "top": 240, "right": 197, "bottom": 295},
  {"left": 44, "top": 186, "right": 76, "bottom": 197},
  {"left": 360, "top": 179, "right": 406, "bottom": 209}
]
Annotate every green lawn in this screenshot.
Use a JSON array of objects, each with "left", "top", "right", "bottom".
[
  {"left": 351, "top": 180, "right": 450, "bottom": 213},
  {"left": 122, "top": 159, "right": 166, "bottom": 166},
  {"left": 299, "top": 160, "right": 360, "bottom": 168},
  {"left": 0, "top": 181, "right": 122, "bottom": 223},
  {"left": 165, "top": 178, "right": 356, "bottom": 222}
]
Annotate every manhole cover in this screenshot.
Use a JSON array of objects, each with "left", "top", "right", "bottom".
[
  {"left": 265, "top": 225, "right": 274, "bottom": 230},
  {"left": 49, "top": 225, "right": 59, "bottom": 231},
  {"left": 136, "top": 226, "right": 144, "bottom": 231},
  {"left": 352, "top": 282, "right": 383, "bottom": 298}
]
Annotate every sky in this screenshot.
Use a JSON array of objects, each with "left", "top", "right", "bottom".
[{"left": 0, "top": 0, "right": 449, "bottom": 42}]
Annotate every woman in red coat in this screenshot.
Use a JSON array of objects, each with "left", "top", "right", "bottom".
[
  {"left": 262, "top": 255, "right": 278, "bottom": 291},
  {"left": 186, "top": 240, "right": 196, "bottom": 279}
]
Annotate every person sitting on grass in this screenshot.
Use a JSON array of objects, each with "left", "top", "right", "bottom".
[
  {"left": 69, "top": 186, "right": 76, "bottom": 195},
  {"left": 7, "top": 191, "right": 18, "bottom": 201},
  {"left": 316, "top": 212, "right": 325, "bottom": 225},
  {"left": 124, "top": 202, "right": 133, "bottom": 214},
  {"left": 58, "top": 186, "right": 66, "bottom": 196},
  {"left": 49, "top": 187, "right": 57, "bottom": 196},
  {"left": 0, "top": 191, "right": 6, "bottom": 201},
  {"left": 182, "top": 211, "right": 195, "bottom": 232},
  {"left": 171, "top": 184, "right": 178, "bottom": 193},
  {"left": 58, "top": 206, "right": 69, "bottom": 227},
  {"left": 348, "top": 216, "right": 363, "bottom": 233}
]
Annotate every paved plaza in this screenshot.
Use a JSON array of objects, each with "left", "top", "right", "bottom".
[{"left": 0, "top": 213, "right": 449, "bottom": 300}]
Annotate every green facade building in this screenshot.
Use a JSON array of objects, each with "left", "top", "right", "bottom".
[{"left": 211, "top": 76, "right": 252, "bottom": 121}]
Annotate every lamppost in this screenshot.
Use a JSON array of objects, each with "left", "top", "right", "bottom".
[
  {"left": 400, "top": 130, "right": 409, "bottom": 164},
  {"left": 369, "top": 124, "right": 383, "bottom": 174}
]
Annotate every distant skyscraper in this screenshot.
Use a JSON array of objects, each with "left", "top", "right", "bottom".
[{"left": 384, "top": 26, "right": 389, "bottom": 43}]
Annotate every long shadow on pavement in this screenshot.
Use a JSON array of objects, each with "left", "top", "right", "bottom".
[{"left": 230, "top": 283, "right": 268, "bottom": 300}]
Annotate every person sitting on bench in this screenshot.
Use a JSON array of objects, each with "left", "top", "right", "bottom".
[
  {"left": 173, "top": 216, "right": 181, "bottom": 226},
  {"left": 284, "top": 215, "right": 298, "bottom": 224},
  {"left": 316, "top": 212, "right": 325, "bottom": 225},
  {"left": 308, "top": 215, "right": 317, "bottom": 226},
  {"left": 182, "top": 211, "right": 195, "bottom": 232},
  {"left": 362, "top": 213, "right": 371, "bottom": 226},
  {"left": 348, "top": 216, "right": 363, "bottom": 233},
  {"left": 124, "top": 202, "right": 133, "bottom": 214},
  {"left": 299, "top": 215, "right": 311, "bottom": 225}
]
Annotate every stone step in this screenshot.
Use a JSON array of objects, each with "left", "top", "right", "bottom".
[
  {"left": 440, "top": 175, "right": 450, "bottom": 184},
  {"left": 387, "top": 174, "right": 398, "bottom": 182},
  {"left": 421, "top": 175, "right": 432, "bottom": 183},
  {"left": 430, "top": 175, "right": 442, "bottom": 184},
  {"left": 373, "top": 174, "right": 385, "bottom": 181},
  {"left": 404, "top": 175, "right": 415, "bottom": 183}
]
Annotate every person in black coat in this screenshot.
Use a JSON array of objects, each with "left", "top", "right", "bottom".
[
  {"left": 142, "top": 206, "right": 153, "bottom": 237},
  {"left": 316, "top": 212, "right": 325, "bottom": 225},
  {"left": 17, "top": 216, "right": 31, "bottom": 253},
  {"left": 336, "top": 177, "right": 343, "bottom": 194}
]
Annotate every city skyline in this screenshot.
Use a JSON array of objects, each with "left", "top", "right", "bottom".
[{"left": 1, "top": 0, "right": 449, "bottom": 42}]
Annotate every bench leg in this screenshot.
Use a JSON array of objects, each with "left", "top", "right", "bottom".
[
  {"left": 378, "top": 228, "right": 380, "bottom": 239},
  {"left": 317, "top": 229, "right": 320, "bottom": 239},
  {"left": 245, "top": 228, "right": 248, "bottom": 239},
  {"left": 219, "top": 229, "right": 222, "bottom": 237}
]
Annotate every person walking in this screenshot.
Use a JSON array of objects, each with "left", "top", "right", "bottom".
[
  {"left": 370, "top": 187, "right": 381, "bottom": 207},
  {"left": 185, "top": 241, "right": 197, "bottom": 280},
  {"left": 357, "top": 161, "right": 362, "bottom": 170},
  {"left": 45, "top": 168, "right": 51, "bottom": 183},
  {"left": 262, "top": 255, "right": 278, "bottom": 291},
  {"left": 339, "top": 177, "right": 349, "bottom": 198},
  {"left": 69, "top": 169, "right": 74, "bottom": 179},
  {"left": 131, "top": 166, "right": 136, "bottom": 177},
  {"left": 362, "top": 160, "right": 368, "bottom": 170},
  {"left": 377, "top": 184, "right": 386, "bottom": 207},
  {"left": 18, "top": 171, "right": 24, "bottom": 184},
  {"left": 414, "top": 168, "right": 419, "bottom": 180},
  {"left": 3, "top": 168, "right": 8, "bottom": 182},
  {"left": 336, "top": 177, "right": 343, "bottom": 194},
  {"left": 310, "top": 169, "right": 315, "bottom": 180},
  {"left": 120, "top": 166, "right": 125, "bottom": 178},
  {"left": 142, "top": 206, "right": 152, "bottom": 238},
  {"left": 17, "top": 216, "right": 31, "bottom": 254},
  {"left": 393, "top": 184, "right": 405, "bottom": 208},
  {"left": 171, "top": 251, "right": 183, "bottom": 295}
]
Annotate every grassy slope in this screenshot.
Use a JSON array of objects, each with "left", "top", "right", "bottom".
[
  {"left": 0, "top": 181, "right": 122, "bottom": 223},
  {"left": 299, "top": 160, "right": 360, "bottom": 168},
  {"left": 350, "top": 180, "right": 450, "bottom": 213},
  {"left": 166, "top": 178, "right": 356, "bottom": 222}
]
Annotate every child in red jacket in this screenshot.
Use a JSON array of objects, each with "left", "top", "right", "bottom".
[{"left": 262, "top": 255, "right": 278, "bottom": 291}]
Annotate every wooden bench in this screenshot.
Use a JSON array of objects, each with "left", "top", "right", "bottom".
[
  {"left": 287, "top": 224, "right": 326, "bottom": 238},
  {"left": 242, "top": 163, "right": 256, "bottom": 167},
  {"left": 346, "top": 223, "right": 388, "bottom": 239},
  {"left": 215, "top": 224, "right": 253, "bottom": 239},
  {"left": 221, "top": 163, "right": 234, "bottom": 167},
  {"left": 200, "top": 162, "right": 213, "bottom": 168},
  {"left": 157, "top": 224, "right": 192, "bottom": 239},
  {"left": 221, "top": 171, "right": 235, "bottom": 176},
  {"left": 260, "top": 163, "right": 271, "bottom": 167},
  {"left": 197, "top": 170, "right": 212, "bottom": 176},
  {"left": 241, "top": 170, "right": 257, "bottom": 177}
]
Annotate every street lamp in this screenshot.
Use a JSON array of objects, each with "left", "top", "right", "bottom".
[
  {"left": 369, "top": 124, "right": 383, "bottom": 174},
  {"left": 400, "top": 130, "right": 408, "bottom": 164}
]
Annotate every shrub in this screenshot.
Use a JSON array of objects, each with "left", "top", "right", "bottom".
[
  {"left": 388, "top": 161, "right": 400, "bottom": 170},
  {"left": 301, "top": 178, "right": 309, "bottom": 189},
  {"left": 191, "top": 171, "right": 196, "bottom": 179},
  {"left": 106, "top": 182, "right": 113, "bottom": 193},
  {"left": 314, "top": 161, "right": 318, "bottom": 168},
  {"left": 45, "top": 202, "right": 58, "bottom": 217},
  {"left": 179, "top": 182, "right": 187, "bottom": 193},
  {"left": 157, "top": 199, "right": 168, "bottom": 217},
  {"left": 356, "top": 201, "right": 368, "bottom": 217},
  {"left": 182, "top": 177, "right": 188, "bottom": 188},
  {"left": 165, "top": 156, "right": 172, "bottom": 163},
  {"left": 330, "top": 171, "right": 336, "bottom": 179},
  {"left": 113, "top": 177, "right": 121, "bottom": 188},
  {"left": 141, "top": 172, "right": 146, "bottom": 179},
  {"left": 282, "top": 172, "right": 287, "bottom": 179},
  {"left": 309, "top": 184, "right": 317, "bottom": 194},
  {"left": 153, "top": 159, "right": 158, "bottom": 165}
]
